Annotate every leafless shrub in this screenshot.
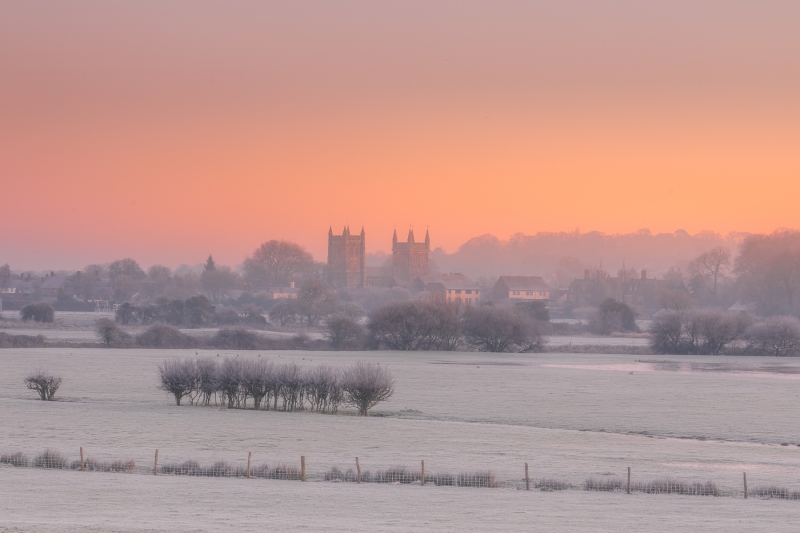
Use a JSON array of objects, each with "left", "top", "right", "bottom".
[
  {"left": 158, "top": 359, "right": 196, "bottom": 406},
  {"left": 194, "top": 357, "right": 219, "bottom": 405},
  {"left": 32, "top": 449, "right": 68, "bottom": 469},
  {"left": 305, "top": 366, "right": 343, "bottom": 413},
  {"left": 633, "top": 479, "right": 719, "bottom": 496},
  {"left": 341, "top": 361, "right": 394, "bottom": 416},
  {"left": 72, "top": 458, "right": 136, "bottom": 473},
  {"left": 159, "top": 460, "right": 202, "bottom": 475},
  {"left": 749, "top": 485, "right": 800, "bottom": 500},
  {"left": 240, "top": 358, "right": 273, "bottom": 409},
  {"left": 368, "top": 467, "right": 421, "bottom": 484},
  {"left": 323, "top": 466, "right": 358, "bottom": 482},
  {"left": 533, "top": 478, "right": 573, "bottom": 490},
  {"left": 457, "top": 471, "right": 499, "bottom": 488},
  {"left": 24, "top": 370, "right": 62, "bottom": 401},
  {"left": 275, "top": 363, "right": 304, "bottom": 411},
  {"left": 0, "top": 452, "right": 30, "bottom": 467},
  {"left": 584, "top": 476, "right": 624, "bottom": 491},
  {"left": 215, "top": 358, "right": 244, "bottom": 408},
  {"left": 745, "top": 316, "right": 800, "bottom": 356}
]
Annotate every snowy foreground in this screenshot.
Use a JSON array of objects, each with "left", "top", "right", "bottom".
[{"left": 2, "top": 347, "right": 800, "bottom": 531}]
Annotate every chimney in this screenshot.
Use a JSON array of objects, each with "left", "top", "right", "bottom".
[
  {"left": 290, "top": 281, "right": 295, "bottom": 288},
  {"left": 641, "top": 270, "right": 647, "bottom": 280}
]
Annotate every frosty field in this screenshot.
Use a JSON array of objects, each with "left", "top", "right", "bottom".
[{"left": 2, "top": 346, "right": 800, "bottom": 531}]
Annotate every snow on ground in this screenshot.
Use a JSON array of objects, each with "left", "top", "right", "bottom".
[{"left": 2, "top": 347, "right": 800, "bottom": 531}]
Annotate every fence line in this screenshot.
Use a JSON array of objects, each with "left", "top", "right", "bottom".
[{"left": 2, "top": 447, "right": 799, "bottom": 501}]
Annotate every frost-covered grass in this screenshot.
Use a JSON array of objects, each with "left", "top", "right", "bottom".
[
  {"left": 1, "top": 348, "right": 800, "bottom": 498},
  {"left": 0, "top": 467, "right": 798, "bottom": 533}
]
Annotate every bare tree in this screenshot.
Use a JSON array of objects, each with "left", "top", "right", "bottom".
[
  {"left": 463, "top": 306, "right": 544, "bottom": 352},
  {"left": 341, "top": 361, "right": 394, "bottom": 416},
  {"left": 649, "top": 311, "right": 686, "bottom": 354},
  {"left": 158, "top": 359, "right": 196, "bottom": 406},
  {"left": 297, "top": 279, "right": 339, "bottom": 326},
  {"left": 0, "top": 263, "right": 11, "bottom": 288},
  {"left": 243, "top": 240, "right": 314, "bottom": 288},
  {"left": 109, "top": 258, "right": 146, "bottom": 301},
  {"left": 240, "top": 358, "right": 273, "bottom": 409},
  {"left": 25, "top": 370, "right": 62, "bottom": 401},
  {"left": 201, "top": 258, "right": 241, "bottom": 303},
  {"left": 269, "top": 299, "right": 299, "bottom": 326},
  {"left": 688, "top": 246, "right": 732, "bottom": 302},
  {"left": 735, "top": 230, "right": 800, "bottom": 317}
]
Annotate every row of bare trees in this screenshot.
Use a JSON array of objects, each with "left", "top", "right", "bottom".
[
  {"left": 157, "top": 358, "right": 394, "bottom": 416},
  {"left": 650, "top": 310, "right": 800, "bottom": 356}
]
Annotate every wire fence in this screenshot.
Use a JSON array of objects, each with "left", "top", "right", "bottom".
[{"left": 3, "top": 448, "right": 799, "bottom": 501}]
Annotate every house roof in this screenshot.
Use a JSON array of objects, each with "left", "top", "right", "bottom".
[
  {"left": 496, "top": 276, "right": 549, "bottom": 291},
  {"left": 40, "top": 275, "right": 69, "bottom": 290},
  {"left": 425, "top": 274, "right": 480, "bottom": 290}
]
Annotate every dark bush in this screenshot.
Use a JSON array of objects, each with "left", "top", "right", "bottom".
[
  {"left": 590, "top": 299, "right": 638, "bottom": 335},
  {"left": 24, "top": 370, "right": 62, "bottom": 401},
  {"left": 137, "top": 324, "right": 195, "bottom": 348},
  {"left": 514, "top": 300, "right": 550, "bottom": 322},
  {"left": 20, "top": 302, "right": 55, "bottom": 323},
  {"left": 96, "top": 317, "right": 132, "bottom": 345},
  {"left": 649, "top": 309, "right": 752, "bottom": 355},
  {"left": 209, "top": 327, "right": 267, "bottom": 350},
  {"left": 326, "top": 315, "right": 366, "bottom": 350},
  {"left": 367, "top": 300, "right": 461, "bottom": 350},
  {"left": 0, "top": 332, "right": 46, "bottom": 348}
]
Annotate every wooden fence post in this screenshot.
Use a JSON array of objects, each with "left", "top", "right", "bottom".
[
  {"left": 301, "top": 455, "right": 306, "bottom": 482},
  {"left": 247, "top": 452, "right": 252, "bottom": 479},
  {"left": 743, "top": 472, "right": 747, "bottom": 499},
  {"left": 627, "top": 467, "right": 631, "bottom": 494},
  {"left": 356, "top": 457, "right": 361, "bottom": 484},
  {"left": 525, "top": 463, "right": 530, "bottom": 491},
  {"left": 79, "top": 447, "right": 84, "bottom": 472},
  {"left": 421, "top": 460, "right": 425, "bottom": 486},
  {"left": 154, "top": 449, "right": 159, "bottom": 475}
]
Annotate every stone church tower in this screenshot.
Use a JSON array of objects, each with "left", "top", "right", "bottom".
[
  {"left": 327, "top": 226, "right": 366, "bottom": 287},
  {"left": 392, "top": 228, "right": 430, "bottom": 280}
]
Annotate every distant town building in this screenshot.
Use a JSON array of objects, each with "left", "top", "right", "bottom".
[
  {"left": 327, "top": 226, "right": 366, "bottom": 288},
  {"left": 392, "top": 228, "right": 430, "bottom": 281},
  {"left": 567, "top": 268, "right": 677, "bottom": 310},
  {"left": 423, "top": 273, "right": 481, "bottom": 305},
  {"left": 492, "top": 276, "right": 550, "bottom": 302}
]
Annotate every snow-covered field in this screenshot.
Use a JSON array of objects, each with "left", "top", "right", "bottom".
[{"left": 2, "top": 346, "right": 800, "bottom": 531}]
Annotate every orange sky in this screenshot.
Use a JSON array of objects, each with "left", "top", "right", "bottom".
[{"left": 1, "top": 1, "right": 799, "bottom": 270}]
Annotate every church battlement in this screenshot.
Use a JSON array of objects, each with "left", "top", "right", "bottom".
[
  {"left": 392, "top": 227, "right": 430, "bottom": 280},
  {"left": 327, "top": 226, "right": 366, "bottom": 288}
]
